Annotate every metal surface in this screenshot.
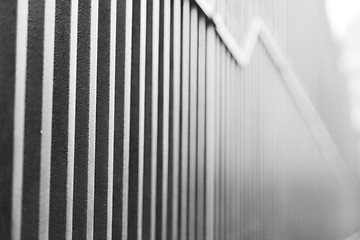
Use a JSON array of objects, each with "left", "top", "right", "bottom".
[{"left": 1, "top": 0, "right": 360, "bottom": 239}]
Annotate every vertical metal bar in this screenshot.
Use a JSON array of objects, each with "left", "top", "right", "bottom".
[
  {"left": 248, "top": 46, "right": 253, "bottom": 240},
  {"left": 72, "top": 0, "right": 95, "bottom": 237},
  {"left": 107, "top": 0, "right": 117, "bottom": 238},
  {"left": 180, "top": 0, "right": 190, "bottom": 239},
  {"left": 155, "top": 0, "right": 164, "bottom": 237},
  {"left": 221, "top": 45, "right": 228, "bottom": 239},
  {"left": 171, "top": 0, "right": 181, "bottom": 239},
  {"left": 188, "top": 5, "right": 198, "bottom": 240},
  {"left": 161, "top": 0, "right": 171, "bottom": 239},
  {"left": 230, "top": 56, "right": 233, "bottom": 240},
  {"left": 218, "top": 37, "right": 222, "bottom": 240},
  {"left": 236, "top": 65, "right": 241, "bottom": 240},
  {"left": 196, "top": 13, "right": 206, "bottom": 240},
  {"left": 225, "top": 51, "right": 231, "bottom": 240},
  {"left": 166, "top": 1, "right": 174, "bottom": 237},
  {"left": 39, "top": 0, "right": 56, "bottom": 238},
  {"left": 240, "top": 58, "right": 245, "bottom": 240},
  {"left": 137, "top": 0, "right": 148, "bottom": 238},
  {"left": 12, "top": 0, "right": 28, "bottom": 238},
  {"left": 261, "top": 44, "right": 266, "bottom": 240},
  {"left": 232, "top": 57, "right": 236, "bottom": 240},
  {"left": 223, "top": 50, "right": 229, "bottom": 240},
  {"left": 205, "top": 24, "right": 216, "bottom": 240},
  {"left": 231, "top": 58, "right": 237, "bottom": 240},
  {"left": 219, "top": 43, "right": 226, "bottom": 240},
  {"left": 141, "top": 0, "right": 154, "bottom": 238},
  {"left": 0, "top": 0, "right": 16, "bottom": 238},
  {"left": 228, "top": 54, "right": 233, "bottom": 240},
  {"left": 48, "top": 0, "right": 71, "bottom": 238},
  {"left": 224, "top": 50, "right": 229, "bottom": 240},
  {"left": 234, "top": 60, "right": 239, "bottom": 240},
  {"left": 233, "top": 58, "right": 237, "bottom": 240},
  {"left": 215, "top": 37, "right": 221, "bottom": 240},
  {"left": 150, "top": 0, "right": 160, "bottom": 239},
  {"left": 259, "top": 45, "right": 264, "bottom": 240},
  {"left": 244, "top": 50, "right": 249, "bottom": 240},
  {"left": 66, "top": 0, "right": 78, "bottom": 238},
  {"left": 128, "top": 0, "right": 143, "bottom": 234},
  {"left": 232, "top": 56, "right": 236, "bottom": 240},
  {"left": 212, "top": 35, "right": 217, "bottom": 240},
  {"left": 122, "top": 0, "right": 133, "bottom": 238},
  {"left": 21, "top": 0, "right": 46, "bottom": 238},
  {"left": 94, "top": 0, "right": 112, "bottom": 238},
  {"left": 238, "top": 63, "right": 242, "bottom": 240},
  {"left": 87, "top": 0, "right": 99, "bottom": 238},
  {"left": 112, "top": 0, "right": 126, "bottom": 236}
]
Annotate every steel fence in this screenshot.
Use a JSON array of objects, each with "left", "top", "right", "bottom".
[{"left": 1, "top": 0, "right": 360, "bottom": 240}]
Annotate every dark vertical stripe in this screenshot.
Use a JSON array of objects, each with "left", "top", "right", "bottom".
[
  {"left": 21, "top": 0, "right": 45, "bottom": 239},
  {"left": 94, "top": 0, "right": 111, "bottom": 238},
  {"left": 128, "top": 0, "right": 141, "bottom": 238},
  {"left": 49, "top": 0, "right": 71, "bottom": 238},
  {"left": 112, "top": 0, "right": 127, "bottom": 237},
  {"left": 0, "top": 0, "right": 16, "bottom": 238},
  {"left": 72, "top": 0, "right": 91, "bottom": 238},
  {"left": 142, "top": 0, "right": 153, "bottom": 238},
  {"left": 156, "top": 0, "right": 165, "bottom": 239}
]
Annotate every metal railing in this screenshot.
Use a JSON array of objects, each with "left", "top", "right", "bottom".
[{"left": 0, "top": 0, "right": 359, "bottom": 239}]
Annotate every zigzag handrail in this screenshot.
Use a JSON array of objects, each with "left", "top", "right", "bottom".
[{"left": 195, "top": 0, "right": 360, "bottom": 193}]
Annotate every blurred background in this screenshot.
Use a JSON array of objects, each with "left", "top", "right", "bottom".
[{"left": 326, "top": 0, "right": 360, "bottom": 155}]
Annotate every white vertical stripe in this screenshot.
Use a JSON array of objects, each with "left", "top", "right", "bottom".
[
  {"left": 220, "top": 44, "right": 226, "bottom": 240},
  {"left": 213, "top": 37, "right": 219, "bottom": 240},
  {"left": 12, "top": 0, "right": 28, "bottom": 239},
  {"left": 39, "top": 0, "right": 56, "bottom": 238},
  {"left": 235, "top": 65, "right": 240, "bottom": 240},
  {"left": 137, "top": 0, "right": 147, "bottom": 238},
  {"left": 180, "top": 1, "right": 190, "bottom": 239},
  {"left": 150, "top": 0, "right": 160, "bottom": 240},
  {"left": 66, "top": 0, "right": 78, "bottom": 239},
  {"left": 87, "top": 0, "right": 99, "bottom": 238},
  {"left": 215, "top": 37, "right": 221, "bottom": 240},
  {"left": 196, "top": 15, "right": 206, "bottom": 240},
  {"left": 224, "top": 51, "right": 228, "bottom": 240},
  {"left": 189, "top": 6, "right": 198, "bottom": 240},
  {"left": 161, "top": 0, "right": 171, "bottom": 239},
  {"left": 122, "top": 0, "right": 133, "bottom": 238},
  {"left": 107, "top": 0, "right": 117, "bottom": 238},
  {"left": 171, "top": 0, "right": 181, "bottom": 239},
  {"left": 65, "top": 2, "right": 79, "bottom": 240}
]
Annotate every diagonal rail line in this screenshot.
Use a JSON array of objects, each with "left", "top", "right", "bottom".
[{"left": 194, "top": 0, "right": 360, "bottom": 195}]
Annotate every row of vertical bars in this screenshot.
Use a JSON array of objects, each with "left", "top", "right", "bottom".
[
  {"left": 1, "top": 0, "right": 359, "bottom": 239},
  {"left": 6, "top": 0, "right": 240, "bottom": 239},
  {"left": 14, "top": 0, "right": 359, "bottom": 238}
]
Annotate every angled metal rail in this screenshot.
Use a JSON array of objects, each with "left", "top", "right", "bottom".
[{"left": 195, "top": 0, "right": 360, "bottom": 193}]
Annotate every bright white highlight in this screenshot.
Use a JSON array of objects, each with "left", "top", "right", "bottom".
[{"left": 326, "top": 0, "right": 360, "bottom": 39}]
